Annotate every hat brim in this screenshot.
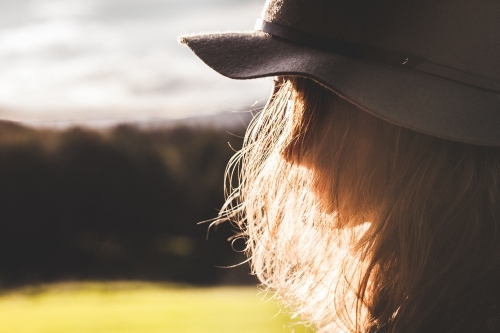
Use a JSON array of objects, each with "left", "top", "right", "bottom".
[{"left": 180, "top": 31, "right": 500, "bottom": 146}]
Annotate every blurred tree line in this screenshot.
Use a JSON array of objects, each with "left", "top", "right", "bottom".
[{"left": 0, "top": 120, "right": 254, "bottom": 288}]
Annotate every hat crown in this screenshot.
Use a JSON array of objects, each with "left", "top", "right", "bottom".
[{"left": 262, "top": 0, "right": 500, "bottom": 81}]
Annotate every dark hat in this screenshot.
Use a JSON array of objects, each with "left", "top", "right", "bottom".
[{"left": 180, "top": 0, "right": 500, "bottom": 146}]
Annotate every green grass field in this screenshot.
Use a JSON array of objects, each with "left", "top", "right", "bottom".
[{"left": 0, "top": 282, "right": 314, "bottom": 333}]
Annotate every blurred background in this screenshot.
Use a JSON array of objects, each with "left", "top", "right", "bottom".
[
  {"left": 0, "top": 0, "right": 271, "bottom": 125},
  {"left": 0, "top": 1, "right": 314, "bottom": 332}
]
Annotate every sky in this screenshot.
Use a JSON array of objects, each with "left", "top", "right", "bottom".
[{"left": 0, "top": 0, "right": 272, "bottom": 126}]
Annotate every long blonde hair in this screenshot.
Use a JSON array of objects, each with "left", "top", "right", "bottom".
[{"left": 220, "top": 76, "right": 500, "bottom": 333}]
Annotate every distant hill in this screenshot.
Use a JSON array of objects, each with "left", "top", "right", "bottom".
[
  {"left": 15, "top": 111, "right": 256, "bottom": 131},
  {"left": 145, "top": 111, "right": 255, "bottom": 130}
]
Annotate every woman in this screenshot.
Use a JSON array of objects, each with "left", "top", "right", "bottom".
[{"left": 181, "top": 0, "right": 500, "bottom": 332}]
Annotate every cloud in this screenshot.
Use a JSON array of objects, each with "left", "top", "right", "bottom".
[
  {"left": 29, "top": 0, "right": 99, "bottom": 19},
  {"left": 0, "top": 0, "right": 270, "bottom": 124}
]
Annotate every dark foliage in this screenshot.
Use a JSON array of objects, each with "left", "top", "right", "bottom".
[{"left": 0, "top": 121, "right": 254, "bottom": 288}]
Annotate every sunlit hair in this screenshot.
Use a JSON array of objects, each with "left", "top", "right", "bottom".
[{"left": 219, "top": 76, "right": 500, "bottom": 333}]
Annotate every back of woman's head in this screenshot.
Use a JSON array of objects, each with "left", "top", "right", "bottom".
[{"left": 222, "top": 76, "right": 500, "bottom": 333}]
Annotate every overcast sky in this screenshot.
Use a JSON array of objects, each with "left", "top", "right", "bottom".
[{"left": 0, "top": 0, "right": 271, "bottom": 126}]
